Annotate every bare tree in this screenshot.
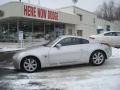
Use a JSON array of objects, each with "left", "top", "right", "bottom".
[
  {"left": 107, "top": 1, "right": 116, "bottom": 21},
  {"left": 115, "top": 5, "right": 120, "bottom": 20},
  {"left": 95, "top": 1, "right": 119, "bottom": 21},
  {"left": 102, "top": 2, "right": 108, "bottom": 20}
]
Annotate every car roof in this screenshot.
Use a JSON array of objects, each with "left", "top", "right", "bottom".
[
  {"left": 59, "top": 35, "right": 87, "bottom": 39},
  {"left": 59, "top": 35, "right": 94, "bottom": 43}
]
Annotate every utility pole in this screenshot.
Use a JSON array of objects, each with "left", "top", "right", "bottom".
[
  {"left": 28, "top": 0, "right": 30, "bottom": 3},
  {"left": 38, "top": 0, "right": 40, "bottom": 5},
  {"left": 72, "top": 0, "right": 78, "bottom": 6}
]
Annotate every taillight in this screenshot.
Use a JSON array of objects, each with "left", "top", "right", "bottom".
[{"left": 101, "top": 43, "right": 111, "bottom": 47}]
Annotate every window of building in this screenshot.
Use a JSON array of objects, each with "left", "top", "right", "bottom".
[
  {"left": 93, "top": 18, "right": 96, "bottom": 24},
  {"left": 97, "top": 29, "right": 104, "bottom": 34},
  {"left": 9, "top": 22, "right": 17, "bottom": 42},
  {"left": 80, "top": 15, "right": 83, "bottom": 21},
  {"left": 77, "top": 14, "right": 83, "bottom": 21},
  {"left": 106, "top": 25, "right": 110, "bottom": 31},
  {"left": 0, "top": 20, "right": 65, "bottom": 42},
  {"left": 55, "top": 24, "right": 65, "bottom": 37},
  {"left": 19, "top": 21, "right": 32, "bottom": 41},
  {"left": 77, "top": 30, "right": 83, "bottom": 36},
  {"left": 0, "top": 22, "right": 17, "bottom": 42},
  {"left": 68, "top": 29, "right": 73, "bottom": 35}
]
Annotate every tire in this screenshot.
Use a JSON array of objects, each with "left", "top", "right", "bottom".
[
  {"left": 21, "top": 56, "right": 40, "bottom": 73},
  {"left": 90, "top": 51, "right": 106, "bottom": 66}
]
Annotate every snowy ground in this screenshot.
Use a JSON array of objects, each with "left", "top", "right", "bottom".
[{"left": 0, "top": 48, "right": 120, "bottom": 90}]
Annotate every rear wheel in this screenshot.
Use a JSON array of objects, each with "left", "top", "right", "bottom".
[
  {"left": 21, "top": 56, "right": 40, "bottom": 73},
  {"left": 90, "top": 51, "right": 106, "bottom": 66}
]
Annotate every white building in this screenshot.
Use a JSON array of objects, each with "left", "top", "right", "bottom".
[
  {"left": 0, "top": 2, "right": 120, "bottom": 43},
  {"left": 58, "top": 6, "right": 120, "bottom": 36}
]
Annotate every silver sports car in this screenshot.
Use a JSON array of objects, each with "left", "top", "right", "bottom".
[{"left": 13, "top": 35, "right": 112, "bottom": 72}]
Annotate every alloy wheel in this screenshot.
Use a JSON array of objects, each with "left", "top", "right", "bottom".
[
  {"left": 91, "top": 51, "right": 105, "bottom": 65},
  {"left": 23, "top": 57, "right": 38, "bottom": 72}
]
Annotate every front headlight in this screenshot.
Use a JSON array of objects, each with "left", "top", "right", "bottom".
[{"left": 13, "top": 53, "right": 18, "bottom": 60}]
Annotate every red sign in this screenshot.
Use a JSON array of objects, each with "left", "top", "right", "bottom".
[
  {"left": 24, "top": 5, "right": 58, "bottom": 21},
  {"left": 38, "top": 8, "right": 47, "bottom": 19}
]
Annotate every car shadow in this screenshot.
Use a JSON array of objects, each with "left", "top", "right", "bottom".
[
  {"left": 0, "top": 62, "right": 93, "bottom": 74},
  {"left": 12, "top": 63, "right": 91, "bottom": 73},
  {"left": 39, "top": 63, "right": 91, "bottom": 72}
]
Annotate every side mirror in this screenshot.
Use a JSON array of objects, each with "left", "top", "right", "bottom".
[{"left": 55, "top": 44, "right": 62, "bottom": 48}]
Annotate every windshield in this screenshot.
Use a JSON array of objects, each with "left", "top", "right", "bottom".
[{"left": 44, "top": 37, "right": 61, "bottom": 47}]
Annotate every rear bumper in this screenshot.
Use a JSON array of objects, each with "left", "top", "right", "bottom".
[{"left": 105, "top": 47, "right": 112, "bottom": 59}]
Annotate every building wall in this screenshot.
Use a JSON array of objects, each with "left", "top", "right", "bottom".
[
  {"left": 74, "top": 6, "right": 97, "bottom": 26},
  {"left": 57, "top": 7, "right": 74, "bottom": 14},
  {"left": 65, "top": 24, "right": 75, "bottom": 35},
  {"left": 0, "top": 2, "right": 79, "bottom": 25},
  {"left": 75, "top": 24, "right": 97, "bottom": 37},
  {"left": 0, "top": 2, "right": 23, "bottom": 18},
  {"left": 58, "top": 6, "right": 98, "bottom": 37},
  {"left": 58, "top": 11, "right": 79, "bottom": 24},
  {"left": 97, "top": 19, "right": 120, "bottom": 32},
  {"left": 0, "top": 2, "right": 120, "bottom": 38},
  {"left": 74, "top": 6, "right": 97, "bottom": 37},
  {"left": 58, "top": 6, "right": 120, "bottom": 37}
]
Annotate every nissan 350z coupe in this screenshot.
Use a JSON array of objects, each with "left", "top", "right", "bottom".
[{"left": 13, "top": 35, "right": 112, "bottom": 72}]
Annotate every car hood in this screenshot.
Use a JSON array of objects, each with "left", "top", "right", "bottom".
[{"left": 16, "top": 46, "right": 50, "bottom": 56}]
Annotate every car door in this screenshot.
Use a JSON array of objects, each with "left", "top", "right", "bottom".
[
  {"left": 48, "top": 37, "right": 82, "bottom": 66},
  {"left": 103, "top": 32, "right": 117, "bottom": 46},
  {"left": 115, "top": 32, "right": 120, "bottom": 47}
]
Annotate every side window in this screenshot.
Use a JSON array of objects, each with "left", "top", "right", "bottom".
[
  {"left": 104, "top": 32, "right": 117, "bottom": 36},
  {"left": 58, "top": 37, "right": 89, "bottom": 46},
  {"left": 73, "top": 38, "right": 89, "bottom": 44},
  {"left": 104, "top": 32, "right": 112, "bottom": 36},
  {"left": 80, "top": 39, "right": 89, "bottom": 44},
  {"left": 116, "top": 32, "right": 120, "bottom": 36},
  {"left": 58, "top": 37, "right": 73, "bottom": 46}
]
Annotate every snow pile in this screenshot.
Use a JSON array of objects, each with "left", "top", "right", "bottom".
[
  {"left": 4, "top": 69, "right": 120, "bottom": 90},
  {"left": 0, "top": 47, "right": 24, "bottom": 52},
  {"left": 112, "top": 47, "right": 120, "bottom": 57}
]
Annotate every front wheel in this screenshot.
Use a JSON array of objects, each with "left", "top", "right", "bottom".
[
  {"left": 21, "top": 57, "right": 39, "bottom": 73},
  {"left": 90, "top": 51, "right": 106, "bottom": 66}
]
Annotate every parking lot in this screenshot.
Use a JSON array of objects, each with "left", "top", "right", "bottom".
[{"left": 0, "top": 48, "right": 120, "bottom": 90}]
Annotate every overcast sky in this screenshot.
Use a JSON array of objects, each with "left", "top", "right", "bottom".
[{"left": 0, "top": 0, "right": 120, "bottom": 12}]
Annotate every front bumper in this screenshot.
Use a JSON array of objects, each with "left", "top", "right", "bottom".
[{"left": 12, "top": 54, "right": 21, "bottom": 70}]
